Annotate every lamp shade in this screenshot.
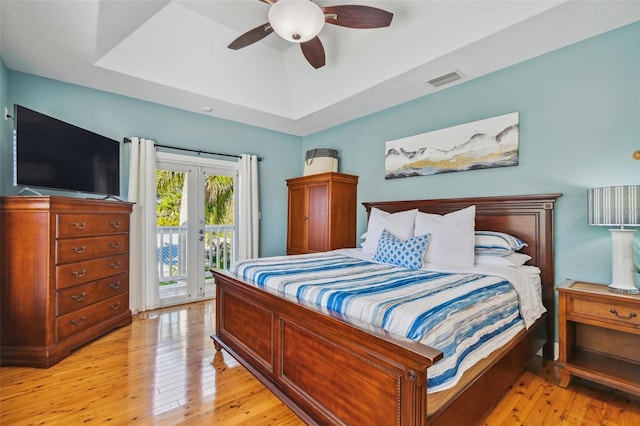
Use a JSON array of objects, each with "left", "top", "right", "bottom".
[
  {"left": 587, "top": 185, "right": 640, "bottom": 226},
  {"left": 268, "top": 0, "right": 325, "bottom": 43}
]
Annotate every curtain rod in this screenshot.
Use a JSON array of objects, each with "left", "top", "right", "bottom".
[{"left": 123, "top": 138, "right": 262, "bottom": 161}]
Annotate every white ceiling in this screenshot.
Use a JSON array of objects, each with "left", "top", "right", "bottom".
[{"left": 1, "top": 0, "right": 638, "bottom": 136}]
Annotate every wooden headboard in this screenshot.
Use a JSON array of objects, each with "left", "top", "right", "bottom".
[{"left": 363, "top": 193, "right": 562, "bottom": 358}]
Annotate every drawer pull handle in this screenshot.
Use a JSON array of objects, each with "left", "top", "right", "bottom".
[
  {"left": 609, "top": 309, "right": 638, "bottom": 320},
  {"left": 109, "top": 281, "right": 121, "bottom": 290},
  {"left": 110, "top": 262, "right": 121, "bottom": 269},
  {"left": 110, "top": 241, "right": 121, "bottom": 249},
  {"left": 110, "top": 302, "right": 121, "bottom": 310},
  {"left": 71, "top": 245, "right": 86, "bottom": 254},
  {"left": 71, "top": 316, "right": 86, "bottom": 326},
  {"left": 110, "top": 221, "right": 122, "bottom": 229},
  {"left": 71, "top": 221, "right": 87, "bottom": 230},
  {"left": 71, "top": 292, "right": 86, "bottom": 302},
  {"left": 72, "top": 269, "right": 87, "bottom": 278}
]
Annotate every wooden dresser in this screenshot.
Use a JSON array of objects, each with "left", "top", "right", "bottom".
[
  {"left": 0, "top": 196, "right": 133, "bottom": 368},
  {"left": 286, "top": 172, "right": 358, "bottom": 255}
]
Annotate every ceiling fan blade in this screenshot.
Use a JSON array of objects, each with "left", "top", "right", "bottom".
[
  {"left": 300, "top": 37, "right": 325, "bottom": 69},
  {"left": 259, "top": 0, "right": 277, "bottom": 4},
  {"left": 228, "top": 23, "right": 274, "bottom": 50},
  {"left": 322, "top": 5, "right": 393, "bottom": 29}
]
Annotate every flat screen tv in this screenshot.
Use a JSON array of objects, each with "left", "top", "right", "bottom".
[{"left": 13, "top": 105, "right": 120, "bottom": 196}]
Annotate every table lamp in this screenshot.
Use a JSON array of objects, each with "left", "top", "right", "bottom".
[{"left": 587, "top": 185, "right": 640, "bottom": 294}]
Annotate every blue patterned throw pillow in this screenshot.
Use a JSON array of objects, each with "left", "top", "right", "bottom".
[{"left": 373, "top": 229, "right": 430, "bottom": 270}]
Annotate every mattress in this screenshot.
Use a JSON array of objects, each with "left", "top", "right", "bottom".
[{"left": 231, "top": 250, "right": 545, "bottom": 392}]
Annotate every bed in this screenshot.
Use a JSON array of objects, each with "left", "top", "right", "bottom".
[{"left": 211, "top": 193, "right": 561, "bottom": 425}]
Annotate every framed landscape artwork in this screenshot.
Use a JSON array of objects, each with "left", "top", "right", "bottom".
[{"left": 385, "top": 112, "right": 519, "bottom": 179}]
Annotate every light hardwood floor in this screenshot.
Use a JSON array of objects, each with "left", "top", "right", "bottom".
[{"left": 1, "top": 300, "right": 638, "bottom": 425}]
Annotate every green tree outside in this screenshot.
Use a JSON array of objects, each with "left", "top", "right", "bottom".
[{"left": 156, "top": 170, "right": 234, "bottom": 226}]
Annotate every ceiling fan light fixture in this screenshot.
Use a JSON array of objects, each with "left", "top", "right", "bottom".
[{"left": 268, "top": 0, "right": 325, "bottom": 43}]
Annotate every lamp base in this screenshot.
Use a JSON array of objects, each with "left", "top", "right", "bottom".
[
  {"left": 608, "top": 229, "right": 639, "bottom": 295},
  {"left": 608, "top": 282, "right": 640, "bottom": 295}
]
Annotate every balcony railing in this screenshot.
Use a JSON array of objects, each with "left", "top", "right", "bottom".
[{"left": 157, "top": 225, "right": 235, "bottom": 283}]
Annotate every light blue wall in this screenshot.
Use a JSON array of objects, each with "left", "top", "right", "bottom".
[
  {"left": 1, "top": 22, "right": 638, "bottom": 282},
  {"left": 303, "top": 22, "right": 640, "bottom": 286},
  {"left": 1, "top": 72, "right": 303, "bottom": 257}
]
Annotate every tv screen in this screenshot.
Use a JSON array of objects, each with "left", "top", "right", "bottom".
[{"left": 13, "top": 105, "right": 120, "bottom": 196}]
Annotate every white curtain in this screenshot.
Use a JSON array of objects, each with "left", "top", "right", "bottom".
[
  {"left": 127, "top": 137, "right": 159, "bottom": 312},
  {"left": 237, "top": 154, "right": 260, "bottom": 260}
]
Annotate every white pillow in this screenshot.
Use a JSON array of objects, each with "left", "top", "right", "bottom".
[
  {"left": 362, "top": 208, "right": 418, "bottom": 254},
  {"left": 414, "top": 205, "right": 476, "bottom": 267},
  {"left": 476, "top": 252, "right": 532, "bottom": 267},
  {"left": 474, "top": 231, "right": 527, "bottom": 256}
]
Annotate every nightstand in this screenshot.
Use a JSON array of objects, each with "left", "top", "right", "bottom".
[{"left": 556, "top": 280, "right": 640, "bottom": 396}]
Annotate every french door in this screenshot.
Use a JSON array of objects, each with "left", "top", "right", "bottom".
[{"left": 156, "top": 152, "right": 237, "bottom": 307}]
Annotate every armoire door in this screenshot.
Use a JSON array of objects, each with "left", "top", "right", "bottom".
[
  {"left": 287, "top": 184, "right": 308, "bottom": 254},
  {"left": 306, "top": 182, "right": 329, "bottom": 252}
]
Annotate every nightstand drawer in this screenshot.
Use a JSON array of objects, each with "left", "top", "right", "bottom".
[{"left": 569, "top": 295, "right": 640, "bottom": 330}]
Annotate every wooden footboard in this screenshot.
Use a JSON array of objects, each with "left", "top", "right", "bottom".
[{"left": 212, "top": 270, "right": 443, "bottom": 425}]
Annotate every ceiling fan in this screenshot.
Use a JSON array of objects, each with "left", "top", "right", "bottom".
[{"left": 228, "top": 0, "right": 393, "bottom": 69}]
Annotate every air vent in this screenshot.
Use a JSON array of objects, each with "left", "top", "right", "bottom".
[{"left": 426, "top": 71, "right": 462, "bottom": 87}]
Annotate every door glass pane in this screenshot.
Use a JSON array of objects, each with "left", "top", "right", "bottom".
[
  {"left": 202, "top": 172, "right": 235, "bottom": 299},
  {"left": 156, "top": 169, "right": 188, "bottom": 302}
]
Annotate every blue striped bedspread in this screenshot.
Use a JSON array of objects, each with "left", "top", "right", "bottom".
[{"left": 231, "top": 251, "right": 545, "bottom": 393}]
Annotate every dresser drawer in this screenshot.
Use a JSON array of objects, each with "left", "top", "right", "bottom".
[
  {"left": 56, "top": 293, "right": 129, "bottom": 341},
  {"left": 57, "top": 213, "right": 129, "bottom": 238},
  {"left": 56, "top": 234, "right": 128, "bottom": 264},
  {"left": 56, "top": 254, "right": 129, "bottom": 289},
  {"left": 57, "top": 273, "right": 128, "bottom": 316},
  {"left": 569, "top": 294, "right": 640, "bottom": 330}
]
